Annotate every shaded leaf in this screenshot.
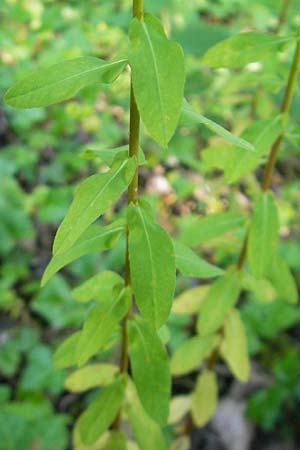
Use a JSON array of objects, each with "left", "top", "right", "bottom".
[
  {"left": 197, "top": 273, "right": 241, "bottom": 335},
  {"left": 267, "top": 254, "right": 298, "bottom": 304},
  {"left": 248, "top": 192, "right": 279, "bottom": 279},
  {"left": 128, "top": 316, "right": 170, "bottom": 424},
  {"left": 128, "top": 202, "right": 175, "bottom": 328}
]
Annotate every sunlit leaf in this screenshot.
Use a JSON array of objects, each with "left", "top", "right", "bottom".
[
  {"left": 72, "top": 271, "right": 123, "bottom": 303},
  {"left": 65, "top": 364, "right": 118, "bottom": 392},
  {"left": 191, "top": 370, "right": 217, "bottom": 426}
]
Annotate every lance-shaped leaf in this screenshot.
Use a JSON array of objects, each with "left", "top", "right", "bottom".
[
  {"left": 84, "top": 145, "right": 146, "bottom": 167},
  {"left": 77, "top": 287, "right": 131, "bottom": 366},
  {"left": 52, "top": 331, "right": 81, "bottom": 369},
  {"left": 174, "top": 240, "right": 224, "bottom": 279},
  {"left": 72, "top": 271, "right": 123, "bottom": 303},
  {"left": 105, "top": 431, "right": 126, "bottom": 450},
  {"left": 180, "top": 211, "right": 245, "bottom": 247},
  {"left": 128, "top": 316, "right": 170, "bottom": 424},
  {"left": 221, "top": 309, "right": 250, "bottom": 382},
  {"left": 53, "top": 157, "right": 136, "bottom": 256},
  {"left": 197, "top": 272, "right": 241, "bottom": 336},
  {"left": 64, "top": 364, "right": 118, "bottom": 392},
  {"left": 180, "top": 101, "right": 254, "bottom": 151},
  {"left": 171, "top": 335, "right": 219, "bottom": 376},
  {"left": 172, "top": 285, "right": 209, "bottom": 315},
  {"left": 125, "top": 380, "right": 167, "bottom": 450},
  {"left": 191, "top": 370, "right": 217, "bottom": 427},
  {"left": 248, "top": 191, "right": 279, "bottom": 279},
  {"left": 202, "top": 32, "right": 296, "bottom": 68},
  {"left": 129, "top": 13, "right": 185, "bottom": 147},
  {"left": 41, "top": 221, "right": 124, "bottom": 286},
  {"left": 78, "top": 376, "right": 125, "bottom": 445},
  {"left": 128, "top": 202, "right": 176, "bottom": 329},
  {"left": 267, "top": 254, "right": 298, "bottom": 304},
  {"left": 4, "top": 57, "right": 127, "bottom": 108}
]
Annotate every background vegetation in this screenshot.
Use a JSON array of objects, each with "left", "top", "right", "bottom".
[{"left": 0, "top": 1, "right": 299, "bottom": 449}]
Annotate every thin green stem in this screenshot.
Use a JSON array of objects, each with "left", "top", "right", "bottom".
[
  {"left": 113, "top": 0, "right": 143, "bottom": 430},
  {"left": 237, "top": 40, "right": 300, "bottom": 270},
  {"left": 275, "top": 0, "right": 292, "bottom": 34}
]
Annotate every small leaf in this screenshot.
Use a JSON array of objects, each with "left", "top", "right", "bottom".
[
  {"left": 129, "top": 13, "right": 185, "bottom": 147},
  {"left": 197, "top": 272, "right": 241, "bottom": 336},
  {"left": 180, "top": 101, "right": 254, "bottom": 151},
  {"left": 221, "top": 309, "right": 250, "bottom": 382},
  {"left": 174, "top": 240, "right": 224, "bottom": 278},
  {"left": 78, "top": 376, "right": 125, "bottom": 445},
  {"left": 125, "top": 380, "right": 167, "bottom": 450},
  {"left": 72, "top": 271, "right": 124, "bottom": 303},
  {"left": 128, "top": 316, "right": 170, "bottom": 424},
  {"left": 168, "top": 395, "right": 191, "bottom": 425},
  {"left": 5, "top": 57, "right": 127, "bottom": 108},
  {"left": 202, "top": 32, "right": 295, "bottom": 68},
  {"left": 84, "top": 145, "right": 146, "bottom": 167},
  {"left": 248, "top": 191, "right": 279, "bottom": 279},
  {"left": 172, "top": 285, "right": 209, "bottom": 315},
  {"left": 53, "top": 157, "right": 136, "bottom": 256},
  {"left": 104, "top": 431, "right": 126, "bottom": 450},
  {"left": 191, "top": 370, "right": 217, "bottom": 426},
  {"left": 171, "top": 335, "right": 219, "bottom": 376},
  {"left": 128, "top": 202, "right": 176, "bottom": 329},
  {"left": 52, "top": 331, "right": 81, "bottom": 369},
  {"left": 267, "top": 254, "right": 298, "bottom": 304},
  {"left": 64, "top": 364, "right": 118, "bottom": 392},
  {"left": 77, "top": 287, "right": 131, "bottom": 366},
  {"left": 181, "top": 211, "right": 245, "bottom": 247},
  {"left": 41, "top": 221, "right": 124, "bottom": 286}
]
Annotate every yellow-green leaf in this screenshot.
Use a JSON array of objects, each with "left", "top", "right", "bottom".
[
  {"left": 267, "top": 254, "right": 298, "bottom": 304},
  {"left": 72, "top": 271, "right": 123, "bottom": 303},
  {"left": 53, "top": 331, "right": 81, "bottom": 369},
  {"left": 172, "top": 285, "right": 209, "bottom": 315},
  {"left": 221, "top": 309, "right": 250, "bottom": 382},
  {"left": 64, "top": 364, "right": 118, "bottom": 392},
  {"left": 191, "top": 370, "right": 217, "bottom": 426}
]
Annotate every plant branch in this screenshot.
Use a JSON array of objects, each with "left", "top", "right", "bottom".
[{"left": 237, "top": 39, "right": 300, "bottom": 269}]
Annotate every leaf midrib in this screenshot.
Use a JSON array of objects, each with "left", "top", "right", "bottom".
[{"left": 7, "top": 59, "right": 127, "bottom": 101}]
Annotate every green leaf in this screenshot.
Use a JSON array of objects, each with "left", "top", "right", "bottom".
[
  {"left": 221, "top": 309, "right": 249, "bottom": 382},
  {"left": 172, "top": 285, "right": 210, "bottom": 315},
  {"left": 267, "top": 254, "right": 298, "bottom": 304},
  {"left": 5, "top": 57, "right": 127, "bottom": 108},
  {"left": 129, "top": 13, "right": 185, "bottom": 147},
  {"left": 104, "top": 431, "right": 126, "bottom": 450},
  {"left": 53, "top": 157, "right": 136, "bottom": 256},
  {"left": 125, "top": 380, "right": 167, "bottom": 450},
  {"left": 191, "top": 370, "right": 217, "bottom": 426},
  {"left": 171, "top": 335, "right": 219, "bottom": 376},
  {"left": 248, "top": 192, "right": 279, "bottom": 279},
  {"left": 180, "top": 101, "right": 254, "bottom": 151},
  {"left": 128, "top": 316, "right": 170, "bottom": 424},
  {"left": 202, "top": 116, "right": 283, "bottom": 183},
  {"left": 84, "top": 145, "right": 146, "bottom": 167},
  {"left": 41, "top": 221, "right": 124, "bottom": 286},
  {"left": 72, "top": 271, "right": 124, "bottom": 303},
  {"left": 202, "top": 32, "right": 296, "bottom": 68},
  {"left": 78, "top": 376, "right": 125, "bottom": 445},
  {"left": 128, "top": 202, "right": 175, "bottom": 329},
  {"left": 180, "top": 211, "right": 245, "bottom": 247},
  {"left": 52, "top": 331, "right": 81, "bottom": 369},
  {"left": 174, "top": 240, "right": 224, "bottom": 278},
  {"left": 64, "top": 364, "right": 118, "bottom": 392},
  {"left": 77, "top": 287, "right": 130, "bottom": 366},
  {"left": 197, "top": 272, "right": 241, "bottom": 336}
]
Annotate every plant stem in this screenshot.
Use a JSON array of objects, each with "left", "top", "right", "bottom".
[
  {"left": 275, "top": 0, "right": 291, "bottom": 34},
  {"left": 113, "top": 0, "right": 143, "bottom": 430},
  {"left": 237, "top": 39, "right": 300, "bottom": 270}
]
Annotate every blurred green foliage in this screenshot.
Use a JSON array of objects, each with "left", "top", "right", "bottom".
[{"left": 1, "top": 0, "right": 300, "bottom": 448}]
